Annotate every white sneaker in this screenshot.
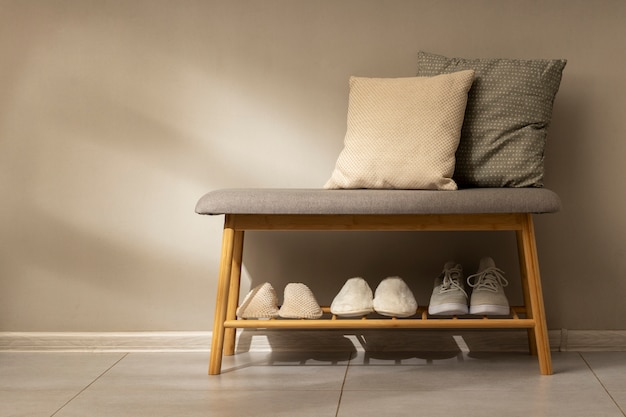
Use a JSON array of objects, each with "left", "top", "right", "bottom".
[
  {"left": 428, "top": 262, "right": 469, "bottom": 315},
  {"left": 467, "top": 257, "right": 510, "bottom": 315}
]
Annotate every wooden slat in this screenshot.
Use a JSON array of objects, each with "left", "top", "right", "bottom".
[
  {"left": 229, "top": 213, "right": 525, "bottom": 231},
  {"left": 224, "top": 318, "right": 535, "bottom": 330},
  {"left": 226, "top": 306, "right": 532, "bottom": 330}
]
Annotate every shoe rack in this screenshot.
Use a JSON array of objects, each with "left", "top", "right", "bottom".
[{"left": 208, "top": 212, "right": 552, "bottom": 376}]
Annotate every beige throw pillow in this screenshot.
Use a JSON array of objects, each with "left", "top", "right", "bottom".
[{"left": 324, "top": 70, "right": 475, "bottom": 190}]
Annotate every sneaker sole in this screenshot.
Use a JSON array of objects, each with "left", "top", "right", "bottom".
[
  {"left": 428, "top": 303, "right": 469, "bottom": 316},
  {"left": 469, "top": 304, "right": 510, "bottom": 315}
]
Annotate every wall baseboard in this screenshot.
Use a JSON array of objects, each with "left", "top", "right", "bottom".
[
  {"left": 557, "top": 329, "right": 626, "bottom": 352},
  {"left": 0, "top": 332, "right": 212, "bottom": 353},
  {"left": 1, "top": 329, "right": 625, "bottom": 353}
]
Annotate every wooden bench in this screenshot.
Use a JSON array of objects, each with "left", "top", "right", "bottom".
[{"left": 195, "top": 188, "right": 561, "bottom": 375}]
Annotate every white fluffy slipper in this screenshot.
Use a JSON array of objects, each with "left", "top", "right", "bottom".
[
  {"left": 373, "top": 276, "right": 418, "bottom": 318},
  {"left": 330, "top": 277, "right": 374, "bottom": 317},
  {"left": 236, "top": 282, "right": 279, "bottom": 319},
  {"left": 278, "top": 283, "right": 323, "bottom": 319}
]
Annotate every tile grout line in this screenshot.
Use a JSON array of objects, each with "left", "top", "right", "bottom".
[
  {"left": 334, "top": 353, "right": 352, "bottom": 417},
  {"left": 49, "top": 353, "right": 129, "bottom": 417},
  {"left": 579, "top": 352, "right": 626, "bottom": 417}
]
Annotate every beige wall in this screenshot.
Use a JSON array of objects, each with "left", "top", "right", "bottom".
[{"left": 1, "top": 0, "right": 624, "bottom": 332}]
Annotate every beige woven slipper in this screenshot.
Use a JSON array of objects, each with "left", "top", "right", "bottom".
[
  {"left": 278, "top": 283, "right": 323, "bottom": 319},
  {"left": 373, "top": 276, "right": 418, "bottom": 318},
  {"left": 236, "top": 282, "right": 279, "bottom": 319},
  {"left": 330, "top": 277, "right": 374, "bottom": 317}
]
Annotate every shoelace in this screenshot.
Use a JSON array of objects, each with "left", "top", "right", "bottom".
[
  {"left": 467, "top": 267, "right": 509, "bottom": 292},
  {"left": 439, "top": 265, "right": 468, "bottom": 297}
]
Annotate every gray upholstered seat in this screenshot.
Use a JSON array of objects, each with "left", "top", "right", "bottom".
[{"left": 195, "top": 188, "right": 561, "bottom": 216}]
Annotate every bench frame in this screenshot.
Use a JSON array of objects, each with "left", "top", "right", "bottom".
[{"left": 209, "top": 212, "right": 552, "bottom": 375}]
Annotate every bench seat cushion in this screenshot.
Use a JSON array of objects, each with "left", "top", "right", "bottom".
[{"left": 195, "top": 188, "right": 561, "bottom": 216}]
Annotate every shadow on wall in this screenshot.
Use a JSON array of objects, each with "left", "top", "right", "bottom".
[
  {"left": 6, "top": 0, "right": 625, "bottom": 332},
  {"left": 0, "top": 203, "right": 217, "bottom": 331},
  {"left": 0, "top": 3, "right": 284, "bottom": 331}
]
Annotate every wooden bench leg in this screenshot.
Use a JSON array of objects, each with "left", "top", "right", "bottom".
[
  {"left": 517, "top": 229, "right": 537, "bottom": 357},
  {"left": 517, "top": 214, "right": 553, "bottom": 375},
  {"left": 223, "top": 230, "right": 244, "bottom": 356},
  {"left": 209, "top": 216, "right": 236, "bottom": 375}
]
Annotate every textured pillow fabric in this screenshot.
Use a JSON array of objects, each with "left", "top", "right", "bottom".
[
  {"left": 416, "top": 52, "right": 566, "bottom": 188},
  {"left": 324, "top": 70, "right": 475, "bottom": 190}
]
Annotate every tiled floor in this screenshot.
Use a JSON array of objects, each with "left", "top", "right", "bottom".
[{"left": 1, "top": 347, "right": 625, "bottom": 417}]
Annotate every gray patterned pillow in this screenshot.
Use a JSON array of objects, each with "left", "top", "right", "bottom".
[{"left": 416, "top": 52, "right": 566, "bottom": 188}]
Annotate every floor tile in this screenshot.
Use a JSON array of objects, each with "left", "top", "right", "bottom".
[
  {"left": 581, "top": 351, "right": 626, "bottom": 391},
  {"left": 0, "top": 353, "right": 125, "bottom": 417},
  {"left": 608, "top": 391, "right": 626, "bottom": 415},
  {"left": 52, "top": 352, "right": 347, "bottom": 417},
  {"left": 0, "top": 390, "right": 86, "bottom": 417},
  {"left": 337, "top": 388, "right": 625, "bottom": 417},
  {"left": 55, "top": 389, "right": 341, "bottom": 417},
  {"left": 91, "top": 352, "right": 350, "bottom": 391},
  {"left": 0, "top": 352, "right": 125, "bottom": 390},
  {"left": 343, "top": 352, "right": 602, "bottom": 392},
  {"left": 2, "top": 350, "right": 625, "bottom": 417}
]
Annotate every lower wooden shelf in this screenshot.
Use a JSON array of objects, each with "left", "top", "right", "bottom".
[{"left": 225, "top": 306, "right": 534, "bottom": 329}]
